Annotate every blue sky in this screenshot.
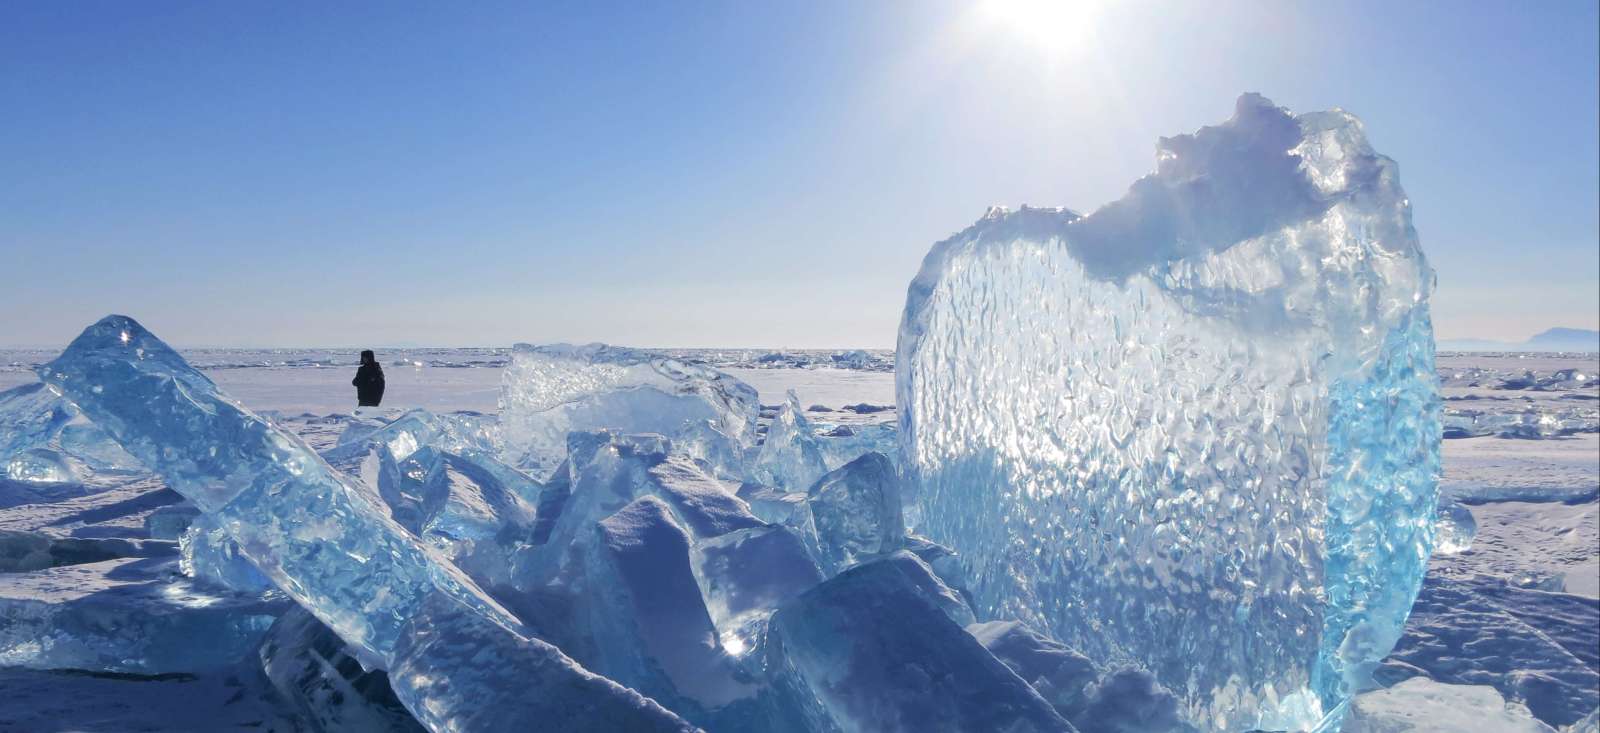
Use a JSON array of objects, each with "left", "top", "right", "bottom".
[{"left": 2, "top": 1, "right": 1596, "bottom": 348}]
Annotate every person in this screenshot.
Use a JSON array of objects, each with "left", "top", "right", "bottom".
[{"left": 353, "top": 350, "right": 386, "bottom": 407}]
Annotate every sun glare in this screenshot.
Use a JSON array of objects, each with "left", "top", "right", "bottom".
[{"left": 978, "top": 0, "right": 1103, "bottom": 58}]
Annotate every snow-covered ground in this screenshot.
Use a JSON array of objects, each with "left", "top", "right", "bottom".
[{"left": 0, "top": 349, "right": 1594, "bottom": 731}]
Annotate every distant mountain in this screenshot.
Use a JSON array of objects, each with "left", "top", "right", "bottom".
[
  {"left": 1439, "top": 327, "right": 1599, "bottom": 353},
  {"left": 1524, "top": 327, "right": 1600, "bottom": 352}
]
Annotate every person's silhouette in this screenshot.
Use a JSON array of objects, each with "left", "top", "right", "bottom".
[{"left": 353, "top": 350, "right": 386, "bottom": 407}]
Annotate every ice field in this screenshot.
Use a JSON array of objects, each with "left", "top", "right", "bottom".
[
  {"left": 0, "top": 343, "right": 1595, "bottom": 732},
  {"left": 2, "top": 97, "right": 1597, "bottom": 732}
]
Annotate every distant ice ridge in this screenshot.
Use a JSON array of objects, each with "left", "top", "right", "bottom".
[{"left": 898, "top": 94, "right": 1440, "bottom": 730}]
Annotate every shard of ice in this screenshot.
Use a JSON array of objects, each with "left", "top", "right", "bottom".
[
  {"left": 498, "top": 343, "right": 759, "bottom": 480},
  {"left": 689, "top": 523, "right": 823, "bottom": 660},
  {"left": 580, "top": 496, "right": 757, "bottom": 723},
  {"left": 789, "top": 451, "right": 905, "bottom": 576},
  {"left": 0, "top": 382, "right": 73, "bottom": 461},
  {"left": 522, "top": 430, "right": 763, "bottom": 589},
  {"left": 37, "top": 316, "right": 696, "bottom": 732},
  {"left": 767, "top": 551, "right": 1065, "bottom": 732},
  {"left": 752, "top": 391, "right": 828, "bottom": 493},
  {"left": 181, "top": 513, "right": 273, "bottom": 593},
  {"left": 897, "top": 94, "right": 1440, "bottom": 730}
]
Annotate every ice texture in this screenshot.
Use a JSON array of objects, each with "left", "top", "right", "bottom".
[
  {"left": 1432, "top": 501, "right": 1476, "bottom": 556},
  {"left": 37, "top": 316, "right": 696, "bottom": 732},
  {"left": 181, "top": 513, "right": 273, "bottom": 593},
  {"left": 498, "top": 343, "right": 759, "bottom": 479},
  {"left": 0, "top": 382, "right": 72, "bottom": 461},
  {"left": 790, "top": 452, "right": 904, "bottom": 576},
  {"left": 5, "top": 447, "right": 77, "bottom": 485},
  {"left": 897, "top": 95, "right": 1440, "bottom": 729},
  {"left": 753, "top": 391, "right": 828, "bottom": 492}
]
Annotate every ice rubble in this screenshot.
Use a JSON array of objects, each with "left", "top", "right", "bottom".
[
  {"left": 897, "top": 94, "right": 1441, "bottom": 729},
  {"left": 37, "top": 316, "right": 697, "bottom": 733}
]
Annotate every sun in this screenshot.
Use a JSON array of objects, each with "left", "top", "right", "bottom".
[{"left": 977, "top": 0, "right": 1105, "bottom": 58}]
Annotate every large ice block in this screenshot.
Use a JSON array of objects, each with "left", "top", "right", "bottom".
[
  {"left": 498, "top": 343, "right": 759, "bottom": 479},
  {"left": 38, "top": 316, "right": 696, "bottom": 732},
  {"left": 897, "top": 95, "right": 1440, "bottom": 729}
]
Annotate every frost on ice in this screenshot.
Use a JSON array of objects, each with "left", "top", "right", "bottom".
[{"left": 897, "top": 94, "right": 1441, "bottom": 729}]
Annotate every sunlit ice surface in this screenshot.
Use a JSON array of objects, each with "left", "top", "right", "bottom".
[{"left": 897, "top": 95, "right": 1440, "bottom": 731}]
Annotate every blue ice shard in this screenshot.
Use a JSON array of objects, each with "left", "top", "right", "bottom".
[
  {"left": 38, "top": 316, "right": 695, "bottom": 732},
  {"left": 580, "top": 496, "right": 758, "bottom": 722},
  {"left": 522, "top": 431, "right": 762, "bottom": 589},
  {"left": 0, "top": 382, "right": 73, "bottom": 461},
  {"left": 498, "top": 343, "right": 759, "bottom": 480},
  {"left": 789, "top": 451, "right": 905, "bottom": 576},
  {"left": 753, "top": 391, "right": 828, "bottom": 493},
  {"left": 181, "top": 513, "right": 273, "bottom": 593},
  {"left": 897, "top": 95, "right": 1440, "bottom": 730}
]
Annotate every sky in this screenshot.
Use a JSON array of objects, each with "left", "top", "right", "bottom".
[{"left": 2, "top": 0, "right": 1596, "bottom": 348}]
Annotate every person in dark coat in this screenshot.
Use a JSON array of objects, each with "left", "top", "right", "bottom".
[{"left": 353, "top": 350, "right": 385, "bottom": 407}]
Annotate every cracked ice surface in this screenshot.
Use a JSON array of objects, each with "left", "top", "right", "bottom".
[{"left": 897, "top": 94, "right": 1440, "bottom": 730}]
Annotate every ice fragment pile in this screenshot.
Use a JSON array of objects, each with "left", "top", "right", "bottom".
[
  {"left": 897, "top": 94, "right": 1441, "bottom": 730},
  {"left": 35, "top": 316, "right": 696, "bottom": 733}
]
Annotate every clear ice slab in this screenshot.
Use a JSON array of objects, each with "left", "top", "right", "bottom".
[
  {"left": 897, "top": 94, "right": 1440, "bottom": 730},
  {"left": 498, "top": 343, "right": 760, "bottom": 480},
  {"left": 789, "top": 451, "right": 905, "bottom": 577},
  {"left": 752, "top": 391, "right": 828, "bottom": 493},
  {"left": 38, "top": 316, "right": 696, "bottom": 732}
]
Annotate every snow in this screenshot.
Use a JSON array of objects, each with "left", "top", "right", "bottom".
[
  {"left": 897, "top": 95, "right": 1440, "bottom": 730},
  {"left": 1345, "top": 677, "right": 1556, "bottom": 732}
]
